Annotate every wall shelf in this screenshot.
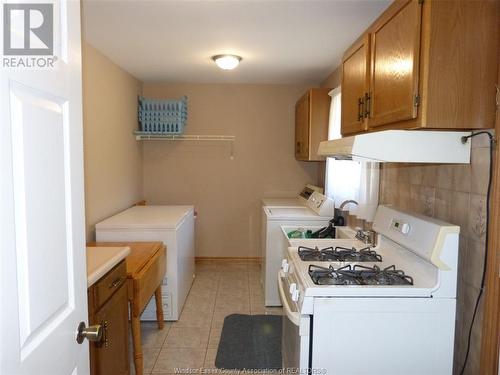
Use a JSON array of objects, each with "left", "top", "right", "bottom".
[
  {"left": 134, "top": 133, "right": 236, "bottom": 159},
  {"left": 134, "top": 133, "right": 235, "bottom": 142}
]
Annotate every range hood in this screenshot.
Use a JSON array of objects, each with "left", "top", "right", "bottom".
[{"left": 317, "top": 130, "right": 471, "bottom": 163}]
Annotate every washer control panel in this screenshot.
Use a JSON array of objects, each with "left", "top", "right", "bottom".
[{"left": 306, "top": 191, "right": 334, "bottom": 217}]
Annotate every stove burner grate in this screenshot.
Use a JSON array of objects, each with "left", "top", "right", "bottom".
[
  {"left": 323, "top": 246, "right": 383, "bottom": 262},
  {"left": 297, "top": 246, "right": 382, "bottom": 262},
  {"left": 308, "top": 264, "right": 414, "bottom": 286},
  {"left": 298, "top": 246, "right": 331, "bottom": 261}
]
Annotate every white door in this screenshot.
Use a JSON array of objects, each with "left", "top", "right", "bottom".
[{"left": 0, "top": 0, "right": 89, "bottom": 374}]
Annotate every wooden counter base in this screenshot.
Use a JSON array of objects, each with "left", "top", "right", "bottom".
[{"left": 88, "top": 242, "right": 166, "bottom": 375}]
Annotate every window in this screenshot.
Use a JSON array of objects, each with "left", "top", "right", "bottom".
[{"left": 325, "top": 87, "right": 379, "bottom": 221}]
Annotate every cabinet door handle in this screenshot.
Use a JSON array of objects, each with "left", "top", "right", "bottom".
[
  {"left": 296, "top": 141, "right": 301, "bottom": 154},
  {"left": 108, "top": 277, "right": 124, "bottom": 289},
  {"left": 357, "top": 97, "right": 364, "bottom": 121},
  {"left": 364, "top": 92, "right": 371, "bottom": 118}
]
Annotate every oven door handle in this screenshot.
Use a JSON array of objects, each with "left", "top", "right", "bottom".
[{"left": 278, "top": 271, "right": 300, "bottom": 326}]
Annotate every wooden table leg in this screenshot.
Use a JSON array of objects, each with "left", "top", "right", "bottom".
[
  {"left": 154, "top": 286, "right": 164, "bottom": 330},
  {"left": 131, "top": 313, "right": 143, "bottom": 375}
]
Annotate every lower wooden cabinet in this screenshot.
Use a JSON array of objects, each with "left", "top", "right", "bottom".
[{"left": 88, "top": 260, "right": 130, "bottom": 375}]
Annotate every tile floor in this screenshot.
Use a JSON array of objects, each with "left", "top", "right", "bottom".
[{"left": 130, "top": 261, "right": 282, "bottom": 375}]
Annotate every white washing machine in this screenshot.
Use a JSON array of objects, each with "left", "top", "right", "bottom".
[
  {"left": 261, "top": 192, "right": 334, "bottom": 306},
  {"left": 95, "top": 205, "right": 195, "bottom": 321},
  {"left": 261, "top": 184, "right": 323, "bottom": 208}
]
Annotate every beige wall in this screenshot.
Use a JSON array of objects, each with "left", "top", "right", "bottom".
[
  {"left": 142, "top": 83, "right": 319, "bottom": 258},
  {"left": 321, "top": 65, "right": 342, "bottom": 89},
  {"left": 379, "top": 132, "right": 494, "bottom": 374},
  {"left": 82, "top": 42, "right": 143, "bottom": 241}
]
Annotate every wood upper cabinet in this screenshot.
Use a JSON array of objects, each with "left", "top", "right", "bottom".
[
  {"left": 295, "top": 93, "right": 310, "bottom": 160},
  {"left": 341, "top": 35, "right": 370, "bottom": 135},
  {"left": 88, "top": 261, "right": 129, "bottom": 375},
  {"left": 368, "top": 0, "right": 421, "bottom": 128},
  {"left": 340, "top": 0, "right": 499, "bottom": 135},
  {"left": 295, "top": 88, "right": 331, "bottom": 161}
]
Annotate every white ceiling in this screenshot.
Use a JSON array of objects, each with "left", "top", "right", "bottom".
[{"left": 83, "top": 0, "right": 390, "bottom": 84}]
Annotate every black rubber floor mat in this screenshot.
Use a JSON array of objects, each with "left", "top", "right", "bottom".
[{"left": 215, "top": 314, "right": 282, "bottom": 370}]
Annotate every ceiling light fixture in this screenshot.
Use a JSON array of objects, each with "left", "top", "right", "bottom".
[{"left": 211, "top": 54, "right": 242, "bottom": 70}]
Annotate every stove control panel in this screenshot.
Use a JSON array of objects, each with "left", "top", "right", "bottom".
[
  {"left": 374, "top": 205, "right": 460, "bottom": 272},
  {"left": 390, "top": 218, "right": 411, "bottom": 235}
]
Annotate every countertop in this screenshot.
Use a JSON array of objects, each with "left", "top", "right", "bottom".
[
  {"left": 87, "top": 241, "right": 165, "bottom": 278},
  {"left": 86, "top": 246, "right": 131, "bottom": 287}
]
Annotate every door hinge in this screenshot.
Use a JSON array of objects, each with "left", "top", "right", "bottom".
[{"left": 414, "top": 94, "right": 421, "bottom": 107}]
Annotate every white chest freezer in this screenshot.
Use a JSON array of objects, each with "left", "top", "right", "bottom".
[{"left": 95, "top": 205, "right": 195, "bottom": 321}]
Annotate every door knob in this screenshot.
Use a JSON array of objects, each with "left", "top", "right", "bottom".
[{"left": 76, "top": 321, "right": 103, "bottom": 344}]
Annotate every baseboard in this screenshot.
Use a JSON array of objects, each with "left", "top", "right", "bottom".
[{"left": 195, "top": 256, "right": 261, "bottom": 263}]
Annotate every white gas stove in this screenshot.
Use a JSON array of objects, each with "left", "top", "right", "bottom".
[{"left": 278, "top": 205, "right": 459, "bottom": 375}]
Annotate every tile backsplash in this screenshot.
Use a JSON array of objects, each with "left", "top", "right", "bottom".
[{"left": 378, "top": 130, "right": 494, "bottom": 375}]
